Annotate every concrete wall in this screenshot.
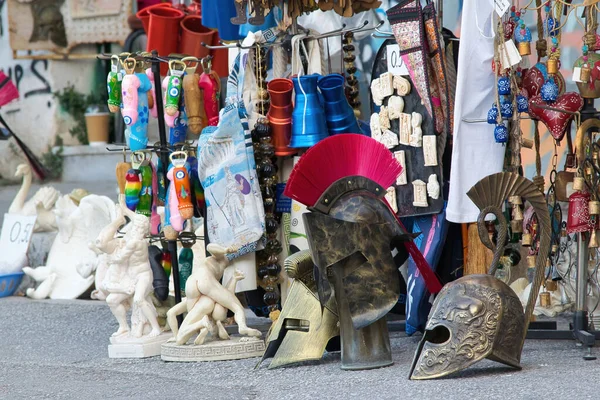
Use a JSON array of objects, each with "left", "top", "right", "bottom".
[{"left": 0, "top": 4, "right": 97, "bottom": 181}]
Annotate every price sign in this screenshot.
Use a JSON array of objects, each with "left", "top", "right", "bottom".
[
  {"left": 386, "top": 45, "right": 409, "bottom": 76},
  {"left": 493, "top": 0, "right": 510, "bottom": 17},
  {"left": 0, "top": 214, "right": 37, "bottom": 274}
]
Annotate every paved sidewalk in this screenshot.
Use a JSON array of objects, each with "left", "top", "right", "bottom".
[{"left": 1, "top": 297, "right": 600, "bottom": 400}]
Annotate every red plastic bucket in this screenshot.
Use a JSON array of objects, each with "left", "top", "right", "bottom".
[
  {"left": 136, "top": 2, "right": 172, "bottom": 34},
  {"left": 179, "top": 15, "right": 215, "bottom": 59}
]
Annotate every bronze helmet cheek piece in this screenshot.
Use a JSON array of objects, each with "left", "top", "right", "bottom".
[{"left": 410, "top": 172, "right": 551, "bottom": 379}]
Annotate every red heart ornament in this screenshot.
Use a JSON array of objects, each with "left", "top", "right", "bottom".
[
  {"left": 529, "top": 92, "right": 584, "bottom": 141},
  {"left": 521, "top": 62, "right": 566, "bottom": 98}
]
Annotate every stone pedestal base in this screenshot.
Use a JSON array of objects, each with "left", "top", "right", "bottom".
[
  {"left": 108, "top": 332, "right": 171, "bottom": 358},
  {"left": 161, "top": 336, "right": 265, "bottom": 362}
]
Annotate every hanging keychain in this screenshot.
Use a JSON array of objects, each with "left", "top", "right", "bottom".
[
  {"left": 137, "top": 152, "right": 153, "bottom": 217},
  {"left": 143, "top": 53, "right": 158, "bottom": 119},
  {"left": 115, "top": 149, "right": 131, "bottom": 194},
  {"left": 127, "top": 58, "right": 153, "bottom": 151},
  {"left": 107, "top": 55, "right": 123, "bottom": 113},
  {"left": 165, "top": 60, "right": 186, "bottom": 116},
  {"left": 166, "top": 163, "right": 185, "bottom": 232},
  {"left": 178, "top": 232, "right": 196, "bottom": 298},
  {"left": 199, "top": 56, "right": 221, "bottom": 126},
  {"left": 182, "top": 57, "right": 207, "bottom": 135},
  {"left": 121, "top": 57, "right": 141, "bottom": 126},
  {"left": 170, "top": 151, "right": 194, "bottom": 220},
  {"left": 150, "top": 161, "right": 161, "bottom": 235},
  {"left": 156, "top": 153, "right": 168, "bottom": 203},
  {"left": 162, "top": 74, "right": 179, "bottom": 128},
  {"left": 125, "top": 151, "right": 144, "bottom": 211}
]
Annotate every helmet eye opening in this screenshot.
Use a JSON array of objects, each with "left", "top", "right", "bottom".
[{"left": 423, "top": 325, "right": 451, "bottom": 345}]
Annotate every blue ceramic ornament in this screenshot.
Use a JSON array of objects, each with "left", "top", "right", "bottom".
[
  {"left": 487, "top": 104, "right": 499, "bottom": 124},
  {"left": 541, "top": 79, "right": 559, "bottom": 102},
  {"left": 547, "top": 17, "right": 557, "bottom": 36},
  {"left": 494, "top": 123, "right": 509, "bottom": 143},
  {"left": 516, "top": 94, "right": 529, "bottom": 112},
  {"left": 501, "top": 101, "right": 513, "bottom": 119},
  {"left": 498, "top": 77, "right": 511, "bottom": 95}
]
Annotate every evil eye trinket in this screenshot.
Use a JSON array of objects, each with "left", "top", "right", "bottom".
[
  {"left": 501, "top": 101, "right": 514, "bottom": 119},
  {"left": 494, "top": 123, "right": 509, "bottom": 144},
  {"left": 541, "top": 79, "right": 559, "bottom": 103},
  {"left": 498, "top": 76, "right": 511, "bottom": 95},
  {"left": 487, "top": 104, "right": 499, "bottom": 124},
  {"left": 516, "top": 94, "right": 529, "bottom": 112}
]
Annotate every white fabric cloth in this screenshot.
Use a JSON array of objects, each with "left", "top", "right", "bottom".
[{"left": 446, "top": 0, "right": 505, "bottom": 223}]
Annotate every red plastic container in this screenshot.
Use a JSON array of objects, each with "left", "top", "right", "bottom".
[
  {"left": 267, "top": 78, "right": 296, "bottom": 156},
  {"left": 179, "top": 15, "right": 215, "bottom": 59},
  {"left": 136, "top": 2, "right": 173, "bottom": 34},
  {"left": 147, "top": 7, "right": 185, "bottom": 75}
]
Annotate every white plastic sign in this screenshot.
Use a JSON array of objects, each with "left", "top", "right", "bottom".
[
  {"left": 494, "top": 0, "right": 510, "bottom": 17},
  {"left": 386, "top": 45, "right": 410, "bottom": 76},
  {"left": 0, "top": 214, "right": 37, "bottom": 274}
]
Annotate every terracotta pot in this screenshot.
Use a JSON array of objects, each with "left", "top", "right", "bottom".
[
  {"left": 267, "top": 79, "right": 296, "bottom": 156},
  {"left": 147, "top": 7, "right": 185, "bottom": 75},
  {"left": 136, "top": 2, "right": 172, "bottom": 34},
  {"left": 179, "top": 15, "right": 214, "bottom": 59}
]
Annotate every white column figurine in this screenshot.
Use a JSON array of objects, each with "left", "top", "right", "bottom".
[
  {"left": 409, "top": 112, "right": 423, "bottom": 147},
  {"left": 423, "top": 135, "right": 438, "bottom": 166},
  {"left": 412, "top": 180, "right": 428, "bottom": 207}
]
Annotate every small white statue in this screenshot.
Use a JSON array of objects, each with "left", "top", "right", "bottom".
[
  {"left": 385, "top": 187, "right": 398, "bottom": 213},
  {"left": 97, "top": 196, "right": 162, "bottom": 340},
  {"left": 379, "top": 106, "right": 391, "bottom": 131},
  {"left": 427, "top": 174, "right": 440, "bottom": 200},
  {"left": 399, "top": 113, "right": 412, "bottom": 145},
  {"left": 394, "top": 151, "right": 408, "bottom": 185},
  {"left": 409, "top": 112, "right": 423, "bottom": 147},
  {"left": 412, "top": 180, "right": 428, "bottom": 207},
  {"left": 393, "top": 75, "right": 411, "bottom": 96},
  {"left": 23, "top": 194, "right": 116, "bottom": 299},
  {"left": 9, "top": 163, "right": 60, "bottom": 232},
  {"left": 423, "top": 135, "right": 438, "bottom": 167},
  {"left": 166, "top": 243, "right": 262, "bottom": 346},
  {"left": 387, "top": 96, "right": 404, "bottom": 120},
  {"left": 370, "top": 113, "right": 382, "bottom": 141},
  {"left": 370, "top": 78, "right": 384, "bottom": 106},
  {"left": 379, "top": 72, "right": 394, "bottom": 98},
  {"left": 380, "top": 130, "right": 399, "bottom": 149}
]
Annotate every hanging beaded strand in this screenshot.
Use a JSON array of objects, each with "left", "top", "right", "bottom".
[
  {"left": 343, "top": 32, "right": 361, "bottom": 117},
  {"left": 250, "top": 44, "right": 282, "bottom": 321}
]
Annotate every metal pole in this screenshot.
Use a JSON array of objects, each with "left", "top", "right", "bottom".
[
  {"left": 151, "top": 50, "right": 183, "bottom": 326},
  {"left": 576, "top": 233, "right": 589, "bottom": 313}
]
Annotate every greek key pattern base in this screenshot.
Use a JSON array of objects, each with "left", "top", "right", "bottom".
[{"left": 161, "top": 339, "right": 265, "bottom": 362}]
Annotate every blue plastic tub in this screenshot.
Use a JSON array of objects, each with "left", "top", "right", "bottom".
[{"left": 0, "top": 272, "right": 24, "bottom": 298}]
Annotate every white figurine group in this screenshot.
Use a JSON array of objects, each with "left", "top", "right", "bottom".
[{"left": 370, "top": 73, "right": 440, "bottom": 210}]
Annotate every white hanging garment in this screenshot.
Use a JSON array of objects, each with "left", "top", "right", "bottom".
[{"left": 446, "top": 0, "right": 505, "bottom": 223}]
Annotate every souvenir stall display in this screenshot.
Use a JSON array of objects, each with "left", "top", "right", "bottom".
[{"left": 7, "top": 0, "right": 600, "bottom": 380}]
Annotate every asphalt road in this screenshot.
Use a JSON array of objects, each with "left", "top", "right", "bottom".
[{"left": 1, "top": 297, "right": 600, "bottom": 400}]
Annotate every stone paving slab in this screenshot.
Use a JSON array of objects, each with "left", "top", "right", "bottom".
[{"left": 1, "top": 297, "right": 600, "bottom": 400}]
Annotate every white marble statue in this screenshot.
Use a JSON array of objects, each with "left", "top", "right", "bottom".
[
  {"left": 9, "top": 163, "right": 60, "bottom": 232},
  {"left": 22, "top": 194, "right": 116, "bottom": 299},
  {"left": 166, "top": 243, "right": 262, "bottom": 346},
  {"left": 427, "top": 174, "right": 440, "bottom": 200},
  {"left": 96, "top": 196, "right": 162, "bottom": 340},
  {"left": 409, "top": 112, "right": 423, "bottom": 147}
]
